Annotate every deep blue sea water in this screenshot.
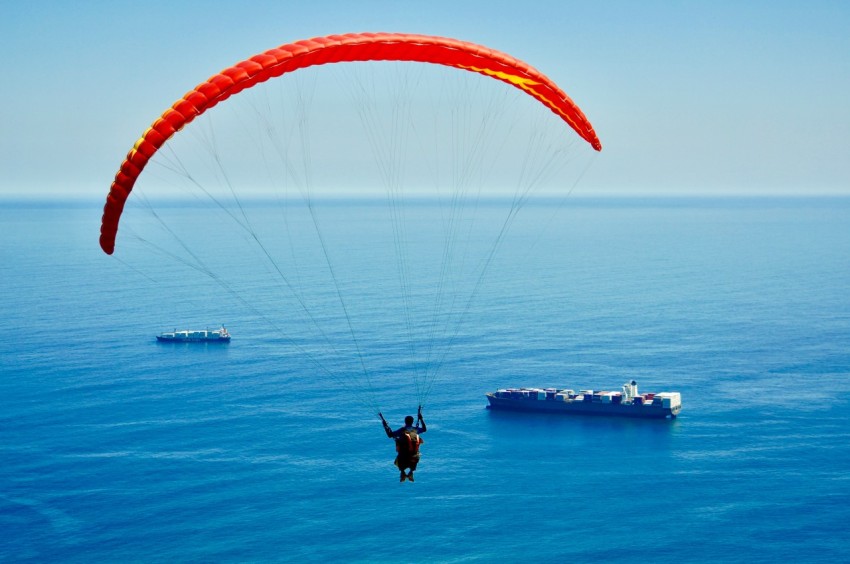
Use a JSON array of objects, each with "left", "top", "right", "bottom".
[{"left": 2, "top": 197, "right": 850, "bottom": 562}]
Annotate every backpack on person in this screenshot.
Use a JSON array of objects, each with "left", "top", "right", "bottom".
[{"left": 396, "top": 428, "right": 420, "bottom": 456}]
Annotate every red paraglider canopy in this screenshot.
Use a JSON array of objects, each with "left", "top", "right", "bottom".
[{"left": 100, "top": 32, "right": 601, "bottom": 255}]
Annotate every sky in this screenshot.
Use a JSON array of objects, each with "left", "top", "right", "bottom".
[{"left": 1, "top": 0, "right": 849, "bottom": 198}]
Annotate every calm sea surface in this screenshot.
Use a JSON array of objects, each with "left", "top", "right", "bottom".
[{"left": 2, "top": 197, "right": 849, "bottom": 562}]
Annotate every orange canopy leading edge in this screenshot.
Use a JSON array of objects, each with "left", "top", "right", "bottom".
[{"left": 100, "top": 32, "right": 602, "bottom": 254}]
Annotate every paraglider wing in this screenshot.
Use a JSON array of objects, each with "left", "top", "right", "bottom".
[{"left": 100, "top": 32, "right": 602, "bottom": 255}]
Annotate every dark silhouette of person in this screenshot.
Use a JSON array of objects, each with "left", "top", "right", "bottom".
[{"left": 380, "top": 407, "right": 426, "bottom": 482}]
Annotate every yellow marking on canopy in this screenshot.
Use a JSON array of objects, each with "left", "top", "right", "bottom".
[
  {"left": 457, "top": 64, "right": 581, "bottom": 133},
  {"left": 126, "top": 134, "right": 147, "bottom": 161},
  {"left": 456, "top": 64, "right": 541, "bottom": 90}
]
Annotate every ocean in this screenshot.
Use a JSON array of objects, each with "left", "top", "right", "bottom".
[{"left": 2, "top": 197, "right": 849, "bottom": 562}]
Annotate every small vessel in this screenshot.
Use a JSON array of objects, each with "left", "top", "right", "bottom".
[
  {"left": 486, "top": 380, "right": 681, "bottom": 419},
  {"left": 156, "top": 326, "right": 231, "bottom": 343}
]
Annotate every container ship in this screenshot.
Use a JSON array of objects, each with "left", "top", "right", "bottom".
[
  {"left": 156, "top": 326, "right": 231, "bottom": 343},
  {"left": 486, "top": 381, "right": 681, "bottom": 419}
]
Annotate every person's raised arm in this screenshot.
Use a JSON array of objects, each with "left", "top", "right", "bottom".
[
  {"left": 417, "top": 405, "right": 427, "bottom": 432},
  {"left": 379, "top": 412, "right": 394, "bottom": 438}
]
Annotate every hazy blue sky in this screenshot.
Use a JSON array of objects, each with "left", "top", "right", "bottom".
[{"left": 2, "top": 0, "right": 848, "bottom": 197}]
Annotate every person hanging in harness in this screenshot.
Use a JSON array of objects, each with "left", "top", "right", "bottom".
[{"left": 379, "top": 406, "right": 426, "bottom": 482}]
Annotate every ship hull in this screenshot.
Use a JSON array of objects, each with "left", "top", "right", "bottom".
[
  {"left": 156, "top": 336, "right": 230, "bottom": 343},
  {"left": 486, "top": 394, "right": 678, "bottom": 419},
  {"left": 156, "top": 326, "right": 231, "bottom": 343}
]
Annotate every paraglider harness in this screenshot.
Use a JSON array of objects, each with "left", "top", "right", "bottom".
[
  {"left": 380, "top": 408, "right": 424, "bottom": 464},
  {"left": 396, "top": 427, "right": 420, "bottom": 456}
]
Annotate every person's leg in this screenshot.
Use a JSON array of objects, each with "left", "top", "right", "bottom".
[{"left": 398, "top": 457, "right": 411, "bottom": 481}]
